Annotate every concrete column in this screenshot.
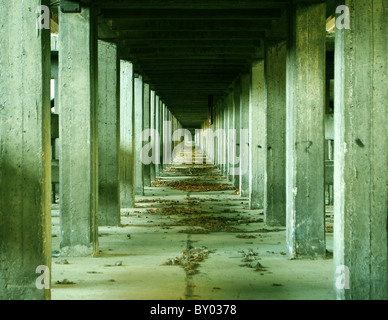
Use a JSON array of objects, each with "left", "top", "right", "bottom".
[
  {"left": 0, "top": 0, "right": 51, "bottom": 300},
  {"left": 221, "top": 101, "right": 227, "bottom": 173},
  {"left": 97, "top": 41, "right": 120, "bottom": 226},
  {"left": 163, "top": 105, "right": 172, "bottom": 168},
  {"left": 223, "top": 98, "right": 229, "bottom": 177},
  {"left": 286, "top": 2, "right": 326, "bottom": 259},
  {"left": 218, "top": 104, "right": 225, "bottom": 168},
  {"left": 159, "top": 101, "right": 164, "bottom": 171},
  {"left": 265, "top": 41, "right": 287, "bottom": 227},
  {"left": 218, "top": 105, "right": 223, "bottom": 171},
  {"left": 173, "top": 116, "right": 178, "bottom": 158},
  {"left": 334, "top": 0, "right": 388, "bottom": 300},
  {"left": 58, "top": 6, "right": 99, "bottom": 256},
  {"left": 162, "top": 104, "right": 166, "bottom": 169},
  {"left": 233, "top": 80, "right": 241, "bottom": 188},
  {"left": 240, "top": 73, "right": 250, "bottom": 197},
  {"left": 169, "top": 110, "right": 174, "bottom": 164},
  {"left": 120, "top": 61, "right": 135, "bottom": 208},
  {"left": 155, "top": 95, "right": 161, "bottom": 177},
  {"left": 249, "top": 60, "right": 266, "bottom": 210},
  {"left": 150, "top": 90, "right": 156, "bottom": 182},
  {"left": 134, "top": 74, "right": 144, "bottom": 195},
  {"left": 143, "top": 83, "right": 151, "bottom": 187},
  {"left": 228, "top": 94, "right": 235, "bottom": 181},
  {"left": 214, "top": 105, "right": 219, "bottom": 166}
]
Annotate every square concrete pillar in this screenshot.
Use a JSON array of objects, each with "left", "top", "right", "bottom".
[
  {"left": 219, "top": 104, "right": 225, "bottom": 173},
  {"left": 172, "top": 116, "right": 178, "bottom": 158},
  {"left": 233, "top": 81, "right": 241, "bottom": 188},
  {"left": 228, "top": 94, "right": 235, "bottom": 181},
  {"left": 217, "top": 105, "right": 226, "bottom": 169},
  {"left": 150, "top": 90, "right": 156, "bottom": 182},
  {"left": 134, "top": 74, "right": 144, "bottom": 195},
  {"left": 155, "top": 95, "right": 161, "bottom": 177},
  {"left": 120, "top": 60, "right": 135, "bottom": 208},
  {"left": 163, "top": 106, "right": 172, "bottom": 168},
  {"left": 97, "top": 41, "right": 120, "bottom": 226},
  {"left": 167, "top": 110, "right": 174, "bottom": 163},
  {"left": 264, "top": 41, "right": 287, "bottom": 227},
  {"left": 159, "top": 101, "right": 164, "bottom": 171},
  {"left": 143, "top": 83, "right": 151, "bottom": 187},
  {"left": 58, "top": 6, "right": 99, "bottom": 256},
  {"left": 240, "top": 74, "right": 250, "bottom": 197},
  {"left": 0, "top": 0, "right": 51, "bottom": 300},
  {"left": 223, "top": 98, "right": 230, "bottom": 177},
  {"left": 249, "top": 60, "right": 266, "bottom": 210},
  {"left": 213, "top": 106, "right": 219, "bottom": 166},
  {"left": 286, "top": 2, "right": 326, "bottom": 259},
  {"left": 334, "top": 0, "right": 388, "bottom": 300}
]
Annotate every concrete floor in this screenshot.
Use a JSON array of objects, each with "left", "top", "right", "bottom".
[{"left": 50, "top": 151, "right": 334, "bottom": 300}]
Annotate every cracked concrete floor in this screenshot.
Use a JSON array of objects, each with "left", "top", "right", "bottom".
[{"left": 50, "top": 152, "right": 334, "bottom": 300}]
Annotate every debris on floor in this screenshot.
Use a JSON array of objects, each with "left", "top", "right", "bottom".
[
  {"left": 239, "top": 249, "right": 267, "bottom": 272},
  {"left": 236, "top": 234, "right": 257, "bottom": 239},
  {"left": 50, "top": 147, "right": 334, "bottom": 300},
  {"left": 151, "top": 180, "right": 236, "bottom": 192},
  {"left": 103, "top": 261, "right": 123, "bottom": 267},
  {"left": 164, "top": 247, "right": 214, "bottom": 275},
  {"left": 56, "top": 279, "right": 75, "bottom": 285}
]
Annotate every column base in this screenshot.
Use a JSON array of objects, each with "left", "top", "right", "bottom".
[{"left": 60, "top": 245, "right": 94, "bottom": 257}]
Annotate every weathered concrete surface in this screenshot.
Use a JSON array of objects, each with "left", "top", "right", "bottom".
[
  {"left": 134, "top": 75, "right": 144, "bottom": 195},
  {"left": 334, "top": 0, "right": 388, "bottom": 300},
  {"left": 155, "top": 95, "right": 161, "bottom": 177},
  {"left": 159, "top": 101, "right": 165, "bottom": 170},
  {"left": 58, "top": 7, "right": 99, "bottom": 256},
  {"left": 120, "top": 60, "right": 135, "bottom": 208},
  {"left": 232, "top": 80, "right": 241, "bottom": 188},
  {"left": 0, "top": 0, "right": 51, "bottom": 300},
  {"left": 98, "top": 40, "right": 120, "bottom": 226},
  {"left": 286, "top": 2, "right": 326, "bottom": 259},
  {"left": 150, "top": 90, "right": 156, "bottom": 182},
  {"left": 143, "top": 83, "right": 151, "bottom": 188},
  {"left": 265, "top": 41, "right": 287, "bottom": 227},
  {"left": 163, "top": 107, "right": 172, "bottom": 168},
  {"left": 249, "top": 60, "right": 266, "bottom": 210},
  {"left": 239, "top": 74, "right": 250, "bottom": 198},
  {"left": 222, "top": 102, "right": 228, "bottom": 174}
]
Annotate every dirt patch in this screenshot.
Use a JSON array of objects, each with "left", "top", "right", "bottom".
[
  {"left": 152, "top": 180, "right": 236, "bottom": 192},
  {"left": 164, "top": 247, "right": 213, "bottom": 275}
]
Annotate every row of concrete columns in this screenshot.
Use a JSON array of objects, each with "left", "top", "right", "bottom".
[
  {"left": 200, "top": 1, "right": 388, "bottom": 300},
  {"left": 0, "top": 1, "right": 181, "bottom": 299},
  {"left": 0, "top": 0, "right": 386, "bottom": 301}
]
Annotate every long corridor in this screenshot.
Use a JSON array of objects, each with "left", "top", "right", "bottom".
[
  {"left": 51, "top": 147, "right": 333, "bottom": 300},
  {"left": 1, "top": 0, "right": 387, "bottom": 302}
]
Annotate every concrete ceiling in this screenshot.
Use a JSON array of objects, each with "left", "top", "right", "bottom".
[{"left": 54, "top": 0, "right": 336, "bottom": 128}]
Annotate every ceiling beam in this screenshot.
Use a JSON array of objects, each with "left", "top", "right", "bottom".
[
  {"left": 94, "top": 0, "right": 290, "bottom": 10},
  {"left": 109, "top": 20, "right": 272, "bottom": 32},
  {"left": 101, "top": 9, "right": 283, "bottom": 20},
  {"left": 127, "top": 47, "right": 259, "bottom": 56},
  {"left": 119, "top": 39, "right": 261, "bottom": 48},
  {"left": 112, "top": 31, "right": 266, "bottom": 40}
]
